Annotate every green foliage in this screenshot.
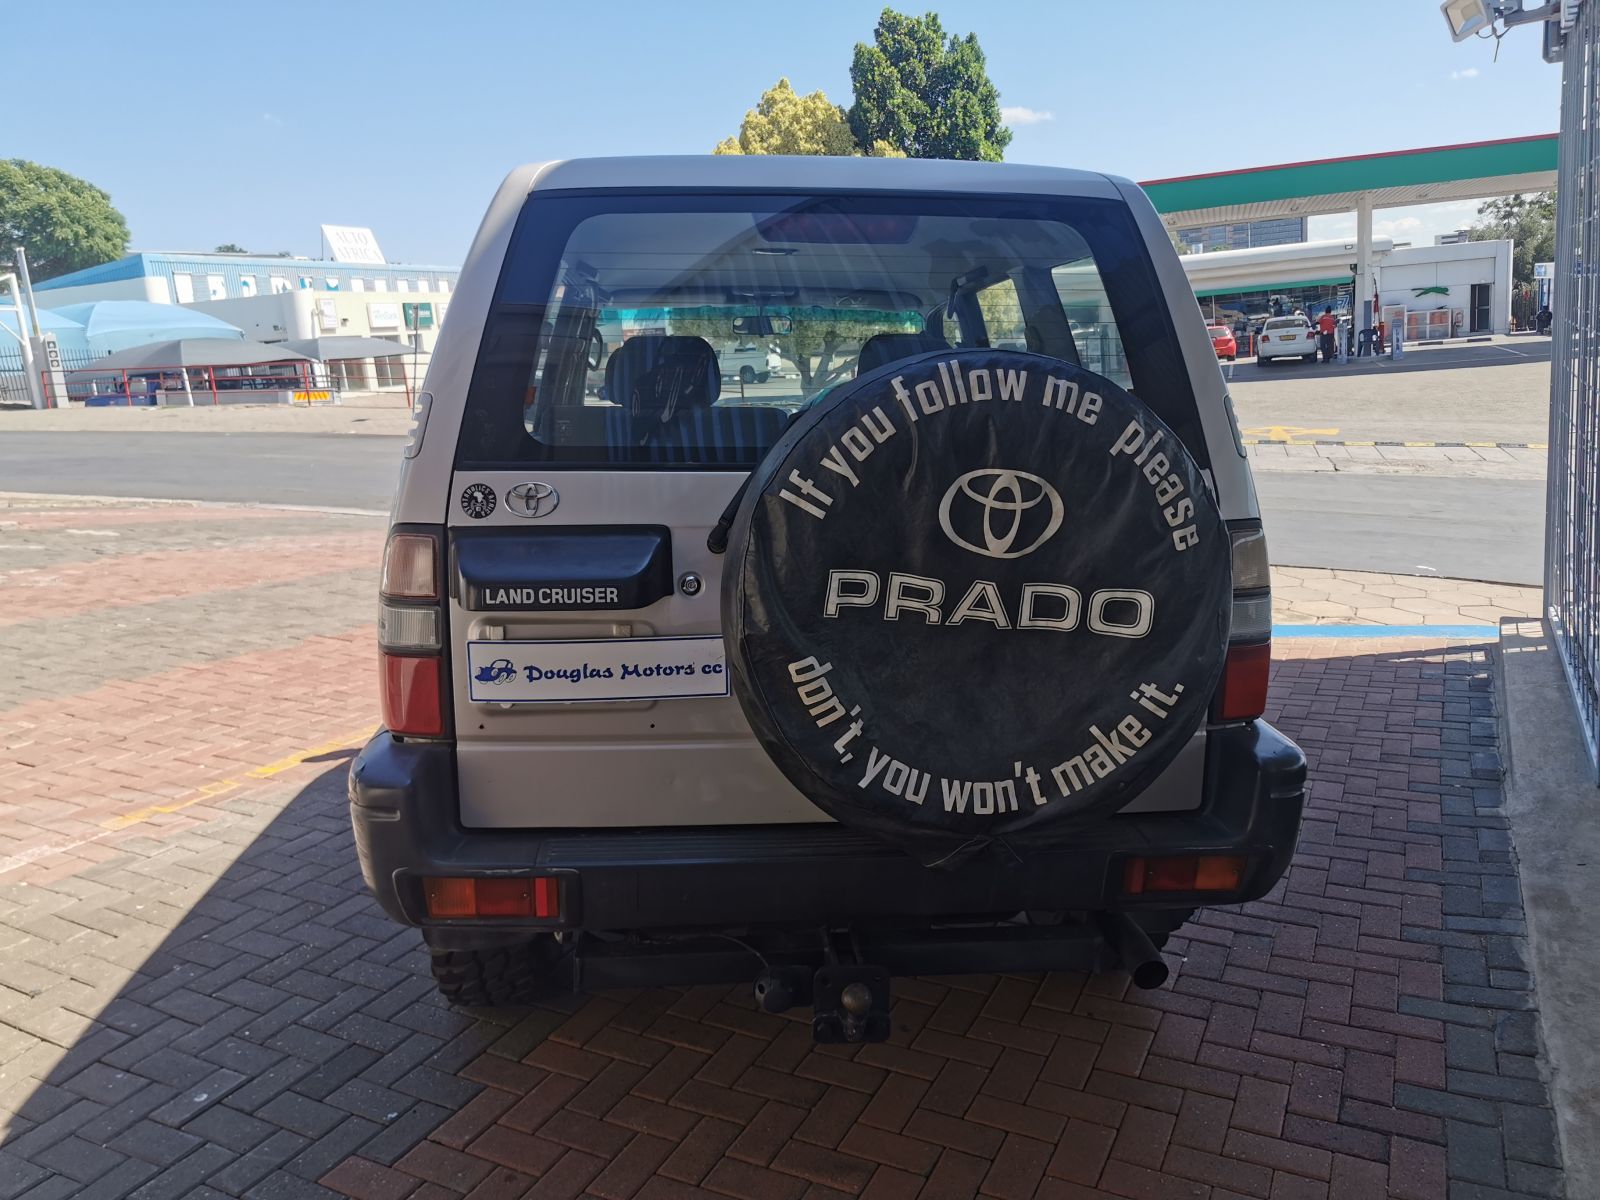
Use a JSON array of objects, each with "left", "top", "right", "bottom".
[
  {"left": 213, "top": 243, "right": 248, "bottom": 254},
  {"left": 0, "top": 160, "right": 129, "bottom": 280},
  {"left": 1470, "top": 192, "right": 1555, "bottom": 287},
  {"left": 847, "top": 8, "right": 1011, "bottom": 161},
  {"left": 714, "top": 78, "right": 862, "bottom": 157}
]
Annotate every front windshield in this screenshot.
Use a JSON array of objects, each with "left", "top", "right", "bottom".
[{"left": 457, "top": 192, "right": 1202, "bottom": 469}]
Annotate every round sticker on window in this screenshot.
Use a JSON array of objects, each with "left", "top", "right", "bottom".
[{"left": 460, "top": 483, "right": 497, "bottom": 519}]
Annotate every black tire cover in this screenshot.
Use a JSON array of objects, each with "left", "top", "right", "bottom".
[{"left": 723, "top": 349, "right": 1232, "bottom": 865}]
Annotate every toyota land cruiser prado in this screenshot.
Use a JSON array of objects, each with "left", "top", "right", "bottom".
[{"left": 349, "top": 155, "right": 1306, "bottom": 1041}]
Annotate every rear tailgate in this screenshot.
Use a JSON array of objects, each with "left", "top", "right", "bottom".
[{"left": 447, "top": 469, "right": 822, "bottom": 828}]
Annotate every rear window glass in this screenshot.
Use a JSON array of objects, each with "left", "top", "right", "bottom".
[
  {"left": 455, "top": 191, "right": 1206, "bottom": 470},
  {"left": 1264, "top": 318, "right": 1307, "bottom": 331}
]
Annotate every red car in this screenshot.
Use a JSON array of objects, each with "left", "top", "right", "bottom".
[{"left": 1208, "top": 325, "right": 1238, "bottom": 361}]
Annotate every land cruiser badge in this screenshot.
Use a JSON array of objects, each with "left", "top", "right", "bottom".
[{"left": 460, "top": 483, "right": 497, "bottom": 519}]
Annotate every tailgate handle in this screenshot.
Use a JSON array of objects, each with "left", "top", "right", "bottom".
[{"left": 453, "top": 525, "right": 673, "bottom": 612}]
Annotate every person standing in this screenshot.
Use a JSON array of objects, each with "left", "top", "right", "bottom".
[{"left": 1317, "top": 307, "right": 1337, "bottom": 363}]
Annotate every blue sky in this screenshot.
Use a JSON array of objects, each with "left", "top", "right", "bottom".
[{"left": 13, "top": 1, "right": 1561, "bottom": 267}]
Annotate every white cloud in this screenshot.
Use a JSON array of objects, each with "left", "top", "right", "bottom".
[
  {"left": 1451, "top": 67, "right": 1481, "bottom": 80},
  {"left": 260, "top": 112, "right": 284, "bottom": 128},
  {"left": 1309, "top": 199, "right": 1485, "bottom": 247},
  {"left": 1001, "top": 106, "right": 1054, "bottom": 126},
  {"left": 1375, "top": 216, "right": 1424, "bottom": 236}
]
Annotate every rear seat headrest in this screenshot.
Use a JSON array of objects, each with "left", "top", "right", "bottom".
[
  {"left": 605, "top": 335, "right": 720, "bottom": 428},
  {"left": 857, "top": 330, "right": 952, "bottom": 375}
]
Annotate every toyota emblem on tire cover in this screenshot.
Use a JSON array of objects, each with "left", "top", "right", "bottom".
[
  {"left": 938, "top": 468, "right": 1064, "bottom": 559},
  {"left": 721, "top": 349, "right": 1233, "bottom": 866}
]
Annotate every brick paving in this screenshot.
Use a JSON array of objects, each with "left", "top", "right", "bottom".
[{"left": 0, "top": 496, "right": 1566, "bottom": 1198}]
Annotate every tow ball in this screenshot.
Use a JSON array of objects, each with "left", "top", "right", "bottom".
[{"left": 814, "top": 967, "right": 891, "bottom": 1044}]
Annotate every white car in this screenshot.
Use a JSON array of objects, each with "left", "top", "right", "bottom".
[
  {"left": 1256, "top": 316, "right": 1320, "bottom": 364},
  {"left": 719, "top": 343, "right": 787, "bottom": 384}
]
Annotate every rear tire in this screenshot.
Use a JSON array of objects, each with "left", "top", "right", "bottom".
[
  {"left": 740, "top": 366, "right": 757, "bottom": 384},
  {"left": 429, "top": 935, "right": 569, "bottom": 1007},
  {"left": 1302, "top": 353, "right": 1317, "bottom": 363}
]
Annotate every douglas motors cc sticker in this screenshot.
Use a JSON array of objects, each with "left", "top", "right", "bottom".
[
  {"left": 459, "top": 483, "right": 497, "bottom": 519},
  {"left": 722, "top": 349, "right": 1232, "bottom": 861}
]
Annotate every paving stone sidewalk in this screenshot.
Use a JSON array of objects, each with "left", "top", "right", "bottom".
[{"left": 0, "top": 496, "right": 1565, "bottom": 1199}]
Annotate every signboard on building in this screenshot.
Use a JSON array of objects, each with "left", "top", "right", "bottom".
[
  {"left": 320, "top": 225, "right": 387, "bottom": 266},
  {"left": 317, "top": 298, "right": 340, "bottom": 334},
  {"left": 368, "top": 302, "right": 402, "bottom": 331},
  {"left": 403, "top": 302, "right": 434, "bottom": 331}
]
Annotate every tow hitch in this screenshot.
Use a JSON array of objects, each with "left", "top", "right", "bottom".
[{"left": 754, "top": 962, "right": 892, "bottom": 1043}]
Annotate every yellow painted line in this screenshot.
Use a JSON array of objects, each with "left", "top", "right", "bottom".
[
  {"left": 1530, "top": 443, "right": 1549, "bottom": 450},
  {"left": 1465, "top": 442, "right": 1498, "bottom": 448},
  {"left": 1342, "top": 440, "right": 1376, "bottom": 446},
  {"left": 1243, "top": 425, "right": 1341, "bottom": 440},
  {"left": 1403, "top": 441, "right": 1437, "bottom": 448},
  {"left": 105, "top": 728, "right": 377, "bottom": 830}
]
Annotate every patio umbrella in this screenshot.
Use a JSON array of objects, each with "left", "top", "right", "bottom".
[
  {"left": 275, "top": 336, "right": 413, "bottom": 360},
  {"left": 49, "top": 301, "right": 243, "bottom": 354},
  {"left": 91, "top": 338, "right": 313, "bottom": 371},
  {"left": 88, "top": 339, "right": 314, "bottom": 407}
]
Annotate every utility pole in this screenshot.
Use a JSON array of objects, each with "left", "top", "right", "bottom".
[
  {"left": 13, "top": 248, "right": 42, "bottom": 338},
  {"left": 0, "top": 272, "right": 43, "bottom": 409}
]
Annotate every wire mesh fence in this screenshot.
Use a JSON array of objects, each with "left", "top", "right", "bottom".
[{"left": 1547, "top": 1, "right": 1600, "bottom": 776}]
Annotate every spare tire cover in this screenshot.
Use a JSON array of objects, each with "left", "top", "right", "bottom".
[{"left": 723, "top": 349, "right": 1231, "bottom": 862}]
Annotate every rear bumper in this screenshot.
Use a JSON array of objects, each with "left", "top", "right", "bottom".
[{"left": 348, "top": 721, "right": 1306, "bottom": 937}]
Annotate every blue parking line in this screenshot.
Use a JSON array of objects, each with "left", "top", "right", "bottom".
[{"left": 1272, "top": 624, "right": 1497, "bottom": 639}]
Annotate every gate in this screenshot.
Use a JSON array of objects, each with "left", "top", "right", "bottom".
[{"left": 1548, "top": 0, "right": 1600, "bottom": 773}]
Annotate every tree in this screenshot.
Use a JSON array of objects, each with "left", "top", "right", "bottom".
[
  {"left": 847, "top": 9, "right": 1011, "bottom": 161},
  {"left": 213, "top": 243, "right": 249, "bottom": 254},
  {"left": 1470, "top": 192, "right": 1555, "bottom": 287},
  {"left": 0, "top": 160, "right": 129, "bottom": 280},
  {"left": 715, "top": 78, "right": 902, "bottom": 157}
]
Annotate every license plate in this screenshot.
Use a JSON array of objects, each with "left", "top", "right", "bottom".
[
  {"left": 467, "top": 636, "right": 729, "bottom": 703},
  {"left": 1279, "top": 335, "right": 1298, "bottom": 341}
]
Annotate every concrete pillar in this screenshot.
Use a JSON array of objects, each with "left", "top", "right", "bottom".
[{"left": 1354, "top": 194, "right": 1375, "bottom": 335}]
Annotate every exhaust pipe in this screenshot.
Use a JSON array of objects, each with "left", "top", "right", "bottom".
[{"left": 1093, "top": 912, "right": 1170, "bottom": 990}]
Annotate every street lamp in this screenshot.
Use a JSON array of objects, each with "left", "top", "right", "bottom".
[{"left": 1442, "top": 0, "right": 1561, "bottom": 41}]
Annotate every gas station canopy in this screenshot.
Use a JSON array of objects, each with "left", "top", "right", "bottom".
[{"left": 1140, "top": 133, "right": 1558, "bottom": 228}]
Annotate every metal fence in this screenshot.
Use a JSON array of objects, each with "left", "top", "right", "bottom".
[
  {"left": 1548, "top": 0, "right": 1600, "bottom": 774},
  {"left": 0, "top": 346, "right": 98, "bottom": 407}
]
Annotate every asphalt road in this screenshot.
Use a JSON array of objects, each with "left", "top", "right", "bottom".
[{"left": 0, "top": 431, "right": 1545, "bottom": 585}]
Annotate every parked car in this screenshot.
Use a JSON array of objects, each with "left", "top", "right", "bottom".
[
  {"left": 1256, "top": 315, "right": 1320, "bottom": 364},
  {"left": 1207, "top": 325, "right": 1237, "bottom": 361},
  {"left": 720, "top": 343, "right": 776, "bottom": 384},
  {"left": 350, "top": 155, "right": 1306, "bottom": 1040}
]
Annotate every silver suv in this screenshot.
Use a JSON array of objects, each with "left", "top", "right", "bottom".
[{"left": 350, "top": 155, "right": 1305, "bottom": 1042}]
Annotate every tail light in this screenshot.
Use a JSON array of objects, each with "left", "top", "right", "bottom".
[
  {"left": 1123, "top": 854, "right": 1247, "bottom": 895},
  {"left": 424, "top": 876, "right": 561, "bottom": 919},
  {"left": 1217, "top": 523, "right": 1271, "bottom": 721},
  {"left": 380, "top": 528, "right": 448, "bottom": 737}
]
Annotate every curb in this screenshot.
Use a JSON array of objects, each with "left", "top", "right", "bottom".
[
  {"left": 1273, "top": 623, "right": 1499, "bottom": 639},
  {"left": 1244, "top": 439, "right": 1546, "bottom": 449}
]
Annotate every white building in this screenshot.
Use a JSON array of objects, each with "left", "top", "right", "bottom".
[
  {"left": 35, "top": 250, "right": 459, "bottom": 355},
  {"left": 1179, "top": 236, "right": 1513, "bottom": 337}
]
